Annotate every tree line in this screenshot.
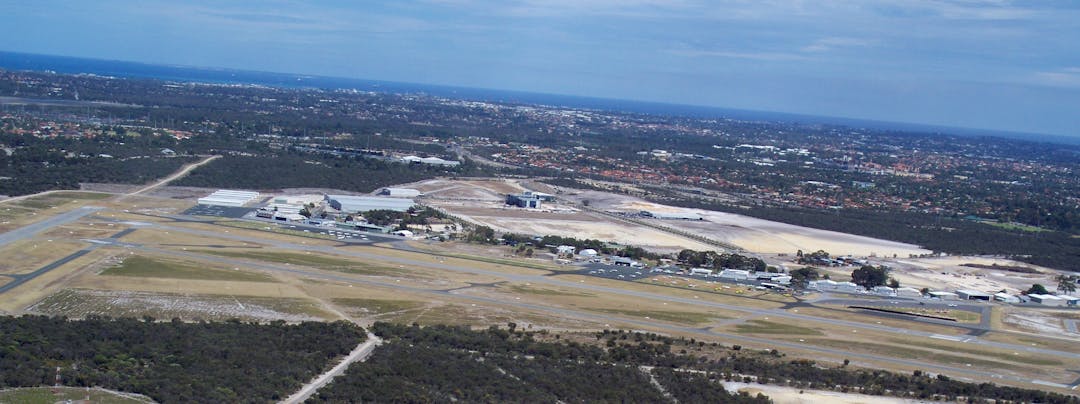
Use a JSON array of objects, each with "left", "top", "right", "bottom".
[{"left": 0, "top": 316, "right": 365, "bottom": 403}]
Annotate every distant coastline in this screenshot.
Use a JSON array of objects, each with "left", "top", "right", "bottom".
[{"left": 1, "top": 50, "right": 1076, "bottom": 146}]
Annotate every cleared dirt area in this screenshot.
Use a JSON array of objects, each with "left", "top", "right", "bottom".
[{"left": 721, "top": 382, "right": 929, "bottom": 404}]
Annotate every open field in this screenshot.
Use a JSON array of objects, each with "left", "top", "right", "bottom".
[
  {"left": 735, "top": 320, "right": 824, "bottom": 335},
  {"left": 0, "top": 239, "right": 88, "bottom": 275},
  {"left": 28, "top": 289, "right": 334, "bottom": 321},
  {"left": 0, "top": 387, "right": 151, "bottom": 404},
  {"left": 551, "top": 185, "right": 930, "bottom": 257},
  {"left": 100, "top": 255, "right": 276, "bottom": 282}
]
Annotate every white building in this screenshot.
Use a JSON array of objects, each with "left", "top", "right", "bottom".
[
  {"left": 719, "top": 269, "right": 751, "bottom": 281},
  {"left": 690, "top": 268, "right": 712, "bottom": 276},
  {"left": 993, "top": 292, "right": 1020, "bottom": 303},
  {"left": 380, "top": 188, "right": 422, "bottom": 198},
  {"left": 896, "top": 287, "right": 923, "bottom": 298},
  {"left": 401, "top": 156, "right": 461, "bottom": 167},
  {"left": 928, "top": 291, "right": 960, "bottom": 301},
  {"left": 1028, "top": 294, "right": 1067, "bottom": 306},
  {"left": 198, "top": 190, "right": 260, "bottom": 207},
  {"left": 577, "top": 249, "right": 598, "bottom": 259},
  {"left": 872, "top": 286, "right": 896, "bottom": 296},
  {"left": 326, "top": 195, "right": 415, "bottom": 213},
  {"left": 556, "top": 245, "right": 576, "bottom": 256}
]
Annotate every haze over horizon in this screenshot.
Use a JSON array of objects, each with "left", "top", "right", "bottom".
[{"left": 2, "top": 0, "right": 1079, "bottom": 138}]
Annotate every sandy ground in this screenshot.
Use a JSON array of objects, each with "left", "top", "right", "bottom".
[
  {"left": 883, "top": 256, "right": 1059, "bottom": 293},
  {"left": 624, "top": 201, "right": 929, "bottom": 257},
  {"left": 722, "top": 382, "right": 935, "bottom": 404}
]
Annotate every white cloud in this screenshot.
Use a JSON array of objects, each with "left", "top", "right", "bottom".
[
  {"left": 801, "top": 37, "right": 874, "bottom": 53},
  {"left": 1031, "top": 68, "right": 1080, "bottom": 89},
  {"left": 669, "top": 49, "right": 810, "bottom": 61}
]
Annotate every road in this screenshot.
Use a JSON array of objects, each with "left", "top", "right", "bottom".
[
  {"left": 123, "top": 155, "right": 220, "bottom": 197},
  {"left": 0, "top": 206, "right": 102, "bottom": 249},
  {"left": 280, "top": 333, "right": 382, "bottom": 404}
]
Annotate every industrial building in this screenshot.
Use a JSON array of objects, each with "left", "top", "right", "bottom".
[
  {"left": 956, "top": 289, "right": 992, "bottom": 301},
  {"left": 994, "top": 292, "right": 1020, "bottom": 303},
  {"left": 640, "top": 210, "right": 704, "bottom": 220},
  {"left": 400, "top": 155, "right": 461, "bottom": 167},
  {"left": 719, "top": 269, "right": 752, "bottom": 281},
  {"left": 896, "top": 287, "right": 923, "bottom": 298},
  {"left": 1027, "top": 294, "right": 1067, "bottom": 306},
  {"left": 379, "top": 188, "right": 422, "bottom": 198},
  {"left": 325, "top": 195, "right": 415, "bottom": 213},
  {"left": 506, "top": 191, "right": 553, "bottom": 209},
  {"left": 197, "top": 190, "right": 260, "bottom": 207},
  {"left": 928, "top": 291, "right": 960, "bottom": 300}
]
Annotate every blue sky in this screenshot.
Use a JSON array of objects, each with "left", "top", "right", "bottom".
[{"left": 2, "top": 0, "right": 1079, "bottom": 137}]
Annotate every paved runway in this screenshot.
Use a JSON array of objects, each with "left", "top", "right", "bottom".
[{"left": 0, "top": 206, "right": 102, "bottom": 248}]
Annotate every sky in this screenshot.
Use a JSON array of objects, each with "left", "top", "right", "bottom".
[{"left": 1, "top": 0, "right": 1079, "bottom": 137}]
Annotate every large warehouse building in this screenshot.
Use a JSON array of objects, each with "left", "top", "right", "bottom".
[
  {"left": 326, "top": 195, "right": 415, "bottom": 212},
  {"left": 197, "top": 190, "right": 260, "bottom": 207}
]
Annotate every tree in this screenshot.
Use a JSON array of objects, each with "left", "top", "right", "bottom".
[
  {"left": 851, "top": 265, "right": 889, "bottom": 290},
  {"left": 789, "top": 267, "right": 819, "bottom": 290},
  {"left": 887, "top": 278, "right": 900, "bottom": 289},
  {"left": 1025, "top": 284, "right": 1050, "bottom": 295},
  {"left": 1056, "top": 275, "right": 1078, "bottom": 295}
]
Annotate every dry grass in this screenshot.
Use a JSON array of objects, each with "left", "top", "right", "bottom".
[
  {"left": 100, "top": 255, "right": 276, "bottom": 283},
  {"left": 29, "top": 288, "right": 334, "bottom": 321}
]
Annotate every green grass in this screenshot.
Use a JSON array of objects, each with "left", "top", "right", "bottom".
[
  {"left": 12, "top": 191, "right": 112, "bottom": 209},
  {"left": 194, "top": 249, "right": 408, "bottom": 276},
  {"left": 333, "top": 298, "right": 424, "bottom": 314},
  {"left": 807, "top": 339, "right": 1026, "bottom": 369},
  {"left": 101, "top": 255, "right": 276, "bottom": 282},
  {"left": 507, "top": 284, "right": 595, "bottom": 297},
  {"left": 0, "top": 205, "right": 35, "bottom": 221},
  {"left": 0, "top": 387, "right": 149, "bottom": 404},
  {"left": 880, "top": 307, "right": 981, "bottom": 323},
  {"left": 593, "top": 308, "right": 723, "bottom": 325},
  {"left": 887, "top": 338, "right": 1062, "bottom": 366},
  {"left": 735, "top": 320, "right": 823, "bottom": 335}
]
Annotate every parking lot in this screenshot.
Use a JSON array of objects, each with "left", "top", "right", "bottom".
[{"left": 271, "top": 221, "right": 402, "bottom": 244}]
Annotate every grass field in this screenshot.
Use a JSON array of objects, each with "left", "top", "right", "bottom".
[
  {"left": 592, "top": 308, "right": 723, "bottom": 325},
  {"left": 885, "top": 338, "right": 1062, "bottom": 366},
  {"left": 194, "top": 249, "right": 410, "bottom": 277},
  {"left": 805, "top": 338, "right": 1029, "bottom": 369},
  {"left": 332, "top": 297, "right": 425, "bottom": 315},
  {"left": 0, "top": 387, "right": 150, "bottom": 404},
  {"left": 507, "top": 284, "right": 596, "bottom": 297},
  {"left": 12, "top": 191, "right": 112, "bottom": 210},
  {"left": 879, "top": 306, "right": 981, "bottom": 323},
  {"left": 100, "top": 255, "right": 276, "bottom": 282},
  {"left": 735, "top": 320, "right": 824, "bottom": 335}
]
